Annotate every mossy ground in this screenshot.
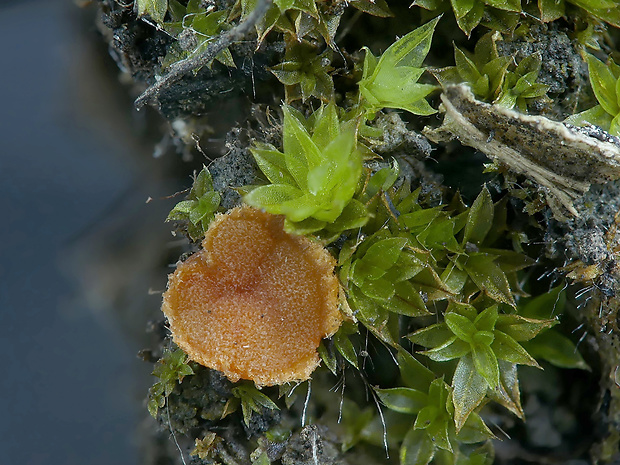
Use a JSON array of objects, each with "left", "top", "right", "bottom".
[{"left": 92, "top": 1, "right": 620, "bottom": 463}]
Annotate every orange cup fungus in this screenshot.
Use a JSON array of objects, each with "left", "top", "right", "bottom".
[{"left": 162, "top": 206, "right": 342, "bottom": 386}]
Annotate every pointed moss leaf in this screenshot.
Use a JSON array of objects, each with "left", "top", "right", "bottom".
[
  {"left": 363, "top": 238, "right": 408, "bottom": 270},
  {"left": 192, "top": 167, "right": 215, "bottom": 197},
  {"left": 417, "top": 216, "right": 461, "bottom": 253},
  {"left": 233, "top": 384, "right": 279, "bottom": 426},
  {"left": 401, "top": 428, "right": 435, "bottom": 465},
  {"left": 454, "top": 45, "right": 482, "bottom": 83},
  {"left": 397, "top": 349, "right": 435, "bottom": 391},
  {"left": 286, "top": 216, "right": 326, "bottom": 235},
  {"left": 410, "top": 267, "right": 455, "bottom": 301},
  {"left": 136, "top": 0, "right": 168, "bottom": 23},
  {"left": 472, "top": 343, "right": 499, "bottom": 388},
  {"left": 251, "top": 146, "right": 296, "bottom": 185},
  {"left": 282, "top": 106, "right": 315, "bottom": 187},
  {"left": 463, "top": 186, "right": 493, "bottom": 246},
  {"left": 375, "top": 387, "right": 427, "bottom": 414},
  {"left": 358, "top": 19, "right": 439, "bottom": 116},
  {"left": 452, "top": 354, "right": 488, "bottom": 432},
  {"left": 414, "top": 405, "right": 438, "bottom": 430},
  {"left": 349, "top": 0, "right": 393, "bottom": 17},
  {"left": 484, "top": 249, "right": 535, "bottom": 272},
  {"left": 244, "top": 184, "right": 304, "bottom": 211},
  {"left": 398, "top": 95, "right": 439, "bottom": 116},
  {"left": 361, "top": 47, "right": 378, "bottom": 80},
  {"left": 423, "top": 337, "right": 471, "bottom": 362},
  {"left": 350, "top": 290, "right": 397, "bottom": 346},
  {"left": 352, "top": 259, "right": 386, "bottom": 282},
  {"left": 440, "top": 262, "right": 468, "bottom": 294},
  {"left": 463, "top": 253, "right": 515, "bottom": 307},
  {"left": 361, "top": 277, "right": 395, "bottom": 301},
  {"left": 487, "top": 361, "right": 523, "bottom": 418},
  {"left": 522, "top": 330, "right": 590, "bottom": 370},
  {"left": 474, "top": 305, "right": 498, "bottom": 332},
  {"left": 168, "top": 200, "right": 196, "bottom": 218},
  {"left": 326, "top": 199, "right": 369, "bottom": 231},
  {"left": 188, "top": 193, "right": 220, "bottom": 225},
  {"left": 492, "top": 331, "right": 540, "bottom": 367},
  {"left": 386, "top": 280, "right": 429, "bottom": 316},
  {"left": 451, "top": 0, "right": 475, "bottom": 20},
  {"left": 311, "top": 104, "right": 340, "bottom": 150},
  {"left": 611, "top": 114, "right": 620, "bottom": 136},
  {"left": 378, "top": 17, "right": 440, "bottom": 70},
  {"left": 448, "top": 301, "right": 477, "bottom": 320},
  {"left": 417, "top": 385, "right": 452, "bottom": 450},
  {"left": 391, "top": 253, "right": 426, "bottom": 282},
  {"left": 400, "top": 207, "right": 443, "bottom": 230},
  {"left": 457, "top": 412, "right": 494, "bottom": 443},
  {"left": 495, "top": 314, "right": 556, "bottom": 341},
  {"left": 445, "top": 313, "right": 477, "bottom": 343},
  {"left": 334, "top": 331, "right": 359, "bottom": 369},
  {"left": 408, "top": 323, "right": 454, "bottom": 348},
  {"left": 538, "top": 0, "right": 565, "bottom": 21},
  {"left": 318, "top": 341, "right": 337, "bottom": 375},
  {"left": 456, "top": 2, "right": 484, "bottom": 36},
  {"left": 587, "top": 54, "right": 620, "bottom": 117},
  {"left": 472, "top": 331, "right": 494, "bottom": 346},
  {"left": 565, "top": 105, "right": 612, "bottom": 130}
]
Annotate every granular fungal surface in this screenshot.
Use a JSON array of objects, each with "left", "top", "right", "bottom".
[{"left": 162, "top": 206, "right": 342, "bottom": 386}]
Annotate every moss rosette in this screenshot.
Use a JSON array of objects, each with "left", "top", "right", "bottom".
[{"left": 162, "top": 206, "right": 342, "bottom": 386}]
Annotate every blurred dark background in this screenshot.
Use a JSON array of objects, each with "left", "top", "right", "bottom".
[{"left": 0, "top": 1, "right": 183, "bottom": 463}]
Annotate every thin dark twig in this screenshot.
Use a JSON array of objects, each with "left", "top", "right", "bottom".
[{"left": 134, "top": 0, "right": 272, "bottom": 109}]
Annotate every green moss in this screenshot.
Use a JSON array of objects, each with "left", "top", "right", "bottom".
[{"left": 104, "top": 0, "right": 620, "bottom": 463}]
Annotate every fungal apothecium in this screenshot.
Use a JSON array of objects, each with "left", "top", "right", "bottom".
[{"left": 162, "top": 206, "right": 342, "bottom": 386}]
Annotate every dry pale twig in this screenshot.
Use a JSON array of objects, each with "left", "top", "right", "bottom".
[{"left": 134, "top": 0, "right": 272, "bottom": 109}]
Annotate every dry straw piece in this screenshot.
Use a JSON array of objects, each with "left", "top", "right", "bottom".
[{"left": 162, "top": 206, "right": 342, "bottom": 386}]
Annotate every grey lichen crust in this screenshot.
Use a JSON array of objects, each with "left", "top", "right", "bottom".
[{"left": 425, "top": 85, "right": 620, "bottom": 218}]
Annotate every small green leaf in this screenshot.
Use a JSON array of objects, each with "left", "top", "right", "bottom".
[
  {"left": 375, "top": 387, "right": 428, "bottom": 414},
  {"left": 463, "top": 253, "right": 516, "bottom": 307},
  {"left": 495, "top": 314, "right": 556, "bottom": 341},
  {"left": 397, "top": 349, "right": 435, "bottom": 392},
  {"left": 445, "top": 313, "right": 477, "bottom": 343},
  {"left": 349, "top": 0, "right": 393, "bottom": 17},
  {"left": 587, "top": 54, "right": 620, "bottom": 116},
  {"left": 457, "top": 412, "right": 494, "bottom": 443},
  {"left": 232, "top": 384, "right": 280, "bottom": 426},
  {"left": 474, "top": 305, "right": 499, "bottom": 332},
  {"left": 251, "top": 146, "right": 297, "bottom": 185},
  {"left": 244, "top": 184, "right": 305, "bottom": 212},
  {"left": 334, "top": 330, "right": 359, "bottom": 369},
  {"left": 385, "top": 280, "right": 429, "bottom": 316},
  {"left": 565, "top": 105, "right": 613, "bottom": 130},
  {"left": 487, "top": 361, "right": 523, "bottom": 418},
  {"left": 538, "top": 0, "right": 565, "bottom": 22},
  {"left": 492, "top": 331, "right": 540, "bottom": 367},
  {"left": 400, "top": 207, "right": 444, "bottom": 230},
  {"left": 358, "top": 18, "right": 439, "bottom": 115},
  {"left": 136, "top": 0, "right": 168, "bottom": 23},
  {"left": 522, "top": 330, "right": 590, "bottom": 370},
  {"left": 422, "top": 337, "right": 471, "bottom": 362},
  {"left": 400, "top": 428, "right": 436, "bottom": 465},
  {"left": 454, "top": 45, "right": 482, "bottom": 84},
  {"left": 318, "top": 341, "right": 337, "bottom": 375},
  {"left": 362, "top": 237, "right": 408, "bottom": 270},
  {"left": 407, "top": 323, "right": 454, "bottom": 348},
  {"left": 451, "top": 0, "right": 475, "bottom": 19},
  {"left": 472, "top": 343, "right": 500, "bottom": 388},
  {"left": 452, "top": 354, "right": 488, "bottom": 432},
  {"left": 463, "top": 186, "right": 493, "bottom": 246}
]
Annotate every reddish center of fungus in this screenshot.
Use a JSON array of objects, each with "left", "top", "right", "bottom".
[{"left": 162, "top": 206, "right": 342, "bottom": 386}]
